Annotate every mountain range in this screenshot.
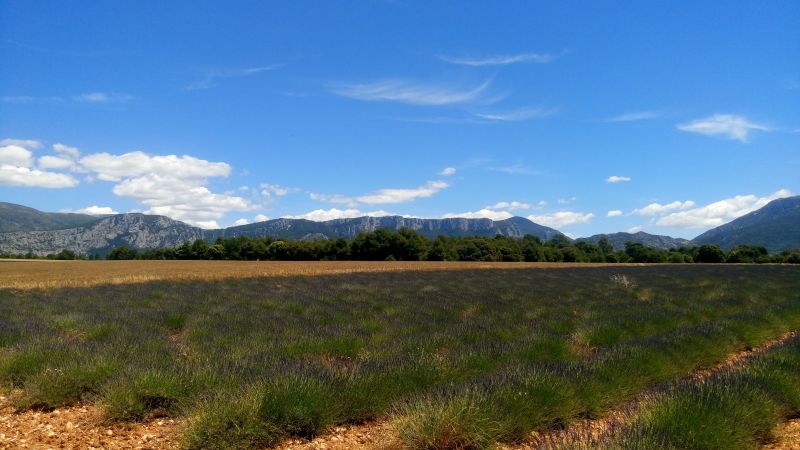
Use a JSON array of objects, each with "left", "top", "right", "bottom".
[{"left": 0, "top": 196, "right": 798, "bottom": 256}]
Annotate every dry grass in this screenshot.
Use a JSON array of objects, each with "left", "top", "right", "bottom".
[{"left": 0, "top": 260, "right": 633, "bottom": 290}]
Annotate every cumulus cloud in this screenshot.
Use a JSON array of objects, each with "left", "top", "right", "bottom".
[
  {"left": 75, "top": 205, "right": 118, "bottom": 215},
  {"left": 607, "top": 210, "right": 623, "bottom": 217},
  {"left": 633, "top": 200, "right": 695, "bottom": 216},
  {"left": 312, "top": 181, "right": 449, "bottom": 207},
  {"left": 0, "top": 145, "right": 33, "bottom": 167},
  {"left": 486, "top": 201, "right": 531, "bottom": 211},
  {"left": 441, "top": 209, "right": 513, "bottom": 220},
  {"left": 0, "top": 165, "right": 79, "bottom": 188},
  {"left": 0, "top": 139, "right": 42, "bottom": 149},
  {"left": 52, "top": 143, "right": 80, "bottom": 159},
  {"left": 655, "top": 189, "right": 792, "bottom": 228},
  {"left": 233, "top": 218, "right": 249, "bottom": 226},
  {"left": 331, "top": 79, "right": 494, "bottom": 106},
  {"left": 677, "top": 114, "right": 769, "bottom": 142},
  {"left": 80, "top": 151, "right": 230, "bottom": 182},
  {"left": 254, "top": 214, "right": 269, "bottom": 222},
  {"left": 260, "top": 183, "right": 299, "bottom": 201},
  {"left": 627, "top": 226, "right": 643, "bottom": 233},
  {"left": 440, "top": 167, "right": 456, "bottom": 176},
  {"left": 439, "top": 52, "right": 556, "bottom": 66},
  {"left": 357, "top": 181, "right": 449, "bottom": 204},
  {"left": 606, "top": 175, "right": 631, "bottom": 183},
  {"left": 528, "top": 211, "right": 594, "bottom": 228},
  {"left": 286, "top": 208, "right": 396, "bottom": 221},
  {"left": 111, "top": 173, "right": 254, "bottom": 228},
  {"left": 38, "top": 155, "right": 75, "bottom": 170}
]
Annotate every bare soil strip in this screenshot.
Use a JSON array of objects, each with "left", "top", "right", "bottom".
[
  {"left": 0, "top": 260, "right": 636, "bottom": 290},
  {"left": 1, "top": 331, "right": 796, "bottom": 449},
  {"left": 764, "top": 419, "right": 800, "bottom": 450},
  {"left": 0, "top": 393, "right": 181, "bottom": 449}
]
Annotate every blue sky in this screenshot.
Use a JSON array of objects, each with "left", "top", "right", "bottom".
[{"left": 1, "top": 1, "right": 798, "bottom": 238}]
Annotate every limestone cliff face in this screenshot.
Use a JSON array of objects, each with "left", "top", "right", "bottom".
[{"left": 0, "top": 214, "right": 203, "bottom": 256}]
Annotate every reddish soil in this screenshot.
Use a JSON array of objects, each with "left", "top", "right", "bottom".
[{"left": 0, "top": 393, "right": 181, "bottom": 450}]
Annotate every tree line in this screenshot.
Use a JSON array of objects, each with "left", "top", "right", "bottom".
[{"left": 93, "top": 229, "right": 800, "bottom": 264}]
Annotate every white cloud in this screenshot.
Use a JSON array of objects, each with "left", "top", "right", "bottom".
[
  {"left": 0, "top": 145, "right": 33, "bottom": 167},
  {"left": 74, "top": 92, "right": 135, "bottom": 103},
  {"left": 538, "top": 200, "right": 548, "bottom": 207},
  {"left": 0, "top": 139, "right": 42, "bottom": 150},
  {"left": 528, "top": 211, "right": 594, "bottom": 228},
  {"left": 677, "top": 114, "right": 769, "bottom": 142},
  {"left": 111, "top": 173, "right": 254, "bottom": 227},
  {"left": 606, "top": 111, "right": 661, "bottom": 122},
  {"left": 0, "top": 165, "right": 79, "bottom": 188},
  {"left": 439, "top": 52, "right": 556, "bottom": 66},
  {"left": 486, "top": 201, "right": 531, "bottom": 211},
  {"left": 558, "top": 197, "right": 577, "bottom": 204},
  {"left": 627, "top": 226, "right": 643, "bottom": 233},
  {"left": 233, "top": 218, "right": 249, "bottom": 226},
  {"left": 633, "top": 200, "right": 695, "bottom": 216},
  {"left": 331, "top": 79, "right": 494, "bottom": 106},
  {"left": 52, "top": 143, "right": 80, "bottom": 159},
  {"left": 309, "top": 192, "right": 359, "bottom": 207},
  {"left": 186, "top": 65, "right": 281, "bottom": 90},
  {"left": 607, "top": 210, "right": 623, "bottom": 217},
  {"left": 475, "top": 107, "right": 557, "bottom": 122},
  {"left": 80, "top": 151, "right": 230, "bottom": 182},
  {"left": 38, "top": 155, "right": 74, "bottom": 170},
  {"left": 440, "top": 167, "right": 456, "bottom": 176},
  {"left": 655, "top": 189, "right": 792, "bottom": 229},
  {"left": 194, "top": 221, "right": 221, "bottom": 229},
  {"left": 286, "top": 208, "right": 396, "bottom": 221},
  {"left": 254, "top": 214, "right": 269, "bottom": 222},
  {"left": 490, "top": 163, "right": 540, "bottom": 175},
  {"left": 260, "top": 183, "right": 298, "bottom": 199},
  {"left": 606, "top": 175, "right": 631, "bottom": 183},
  {"left": 75, "top": 205, "right": 118, "bottom": 215},
  {"left": 442, "top": 209, "right": 513, "bottom": 220},
  {"left": 357, "top": 181, "right": 449, "bottom": 204}
]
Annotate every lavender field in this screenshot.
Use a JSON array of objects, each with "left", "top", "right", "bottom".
[{"left": 1, "top": 265, "right": 799, "bottom": 449}]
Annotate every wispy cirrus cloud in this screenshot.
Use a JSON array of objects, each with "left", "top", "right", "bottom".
[
  {"left": 331, "top": 79, "right": 496, "bottom": 106},
  {"left": 474, "top": 107, "right": 558, "bottom": 122},
  {"left": 439, "top": 52, "right": 557, "bottom": 66},
  {"left": 605, "top": 111, "right": 661, "bottom": 122},
  {"left": 677, "top": 114, "right": 770, "bottom": 142},
  {"left": 490, "top": 163, "right": 542, "bottom": 176},
  {"left": 186, "top": 64, "right": 281, "bottom": 90},
  {"left": 606, "top": 175, "right": 631, "bottom": 183},
  {"left": 74, "top": 92, "right": 135, "bottom": 103}
]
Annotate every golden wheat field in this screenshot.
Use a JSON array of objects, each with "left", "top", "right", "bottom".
[{"left": 0, "top": 259, "right": 639, "bottom": 290}]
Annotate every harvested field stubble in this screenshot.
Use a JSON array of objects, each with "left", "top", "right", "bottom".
[
  {"left": 0, "top": 265, "right": 798, "bottom": 449},
  {"left": 0, "top": 260, "right": 626, "bottom": 290}
]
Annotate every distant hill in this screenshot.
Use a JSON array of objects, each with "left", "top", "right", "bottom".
[
  {"left": 211, "top": 216, "right": 563, "bottom": 241},
  {"left": 579, "top": 232, "right": 693, "bottom": 251},
  {"left": 0, "top": 203, "right": 564, "bottom": 255},
  {"left": 0, "top": 213, "right": 203, "bottom": 256},
  {"left": 692, "top": 196, "right": 800, "bottom": 252},
  {"left": 0, "top": 202, "right": 101, "bottom": 232}
]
